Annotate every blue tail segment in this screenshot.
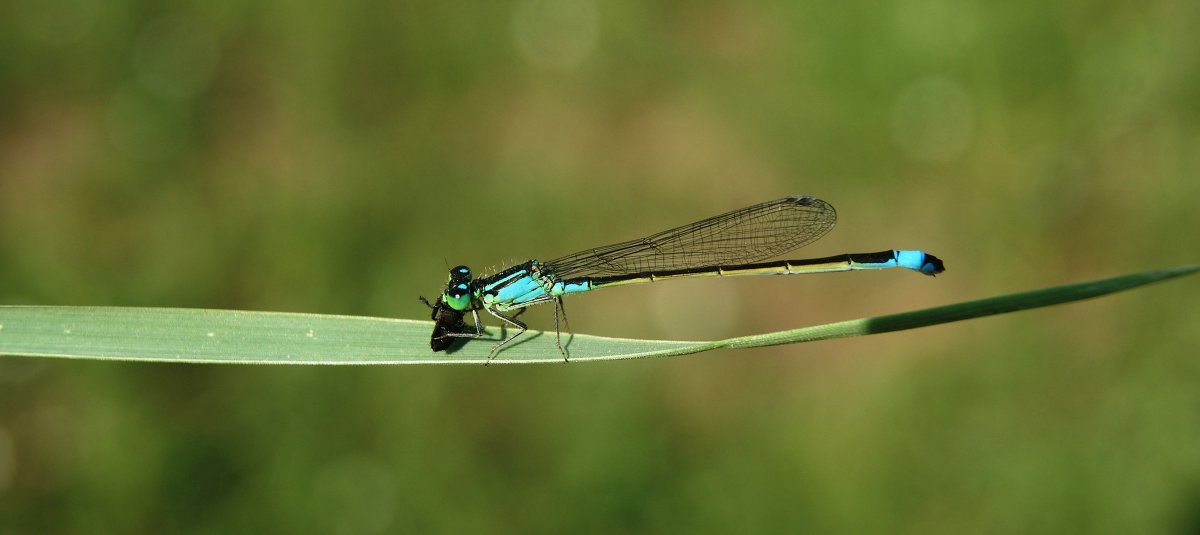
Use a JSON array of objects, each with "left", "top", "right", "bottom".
[
  {"left": 897, "top": 250, "right": 945, "bottom": 275},
  {"left": 852, "top": 250, "right": 944, "bottom": 276}
]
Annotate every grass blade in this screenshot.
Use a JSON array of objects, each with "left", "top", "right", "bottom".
[{"left": 0, "top": 264, "right": 1195, "bottom": 364}]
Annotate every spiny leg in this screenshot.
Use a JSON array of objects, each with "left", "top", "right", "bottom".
[
  {"left": 417, "top": 296, "right": 437, "bottom": 319},
  {"left": 434, "top": 309, "right": 484, "bottom": 347},
  {"left": 556, "top": 297, "right": 571, "bottom": 332},
  {"left": 437, "top": 309, "right": 484, "bottom": 340},
  {"left": 553, "top": 297, "right": 572, "bottom": 362},
  {"left": 483, "top": 306, "right": 528, "bottom": 365}
]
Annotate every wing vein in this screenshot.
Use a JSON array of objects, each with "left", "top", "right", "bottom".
[{"left": 544, "top": 195, "right": 837, "bottom": 279}]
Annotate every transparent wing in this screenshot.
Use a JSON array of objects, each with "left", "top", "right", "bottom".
[{"left": 545, "top": 195, "right": 837, "bottom": 279}]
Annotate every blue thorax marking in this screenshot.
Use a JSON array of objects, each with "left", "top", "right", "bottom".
[
  {"left": 477, "top": 260, "right": 562, "bottom": 307},
  {"left": 482, "top": 269, "right": 527, "bottom": 292},
  {"left": 494, "top": 275, "right": 543, "bottom": 303}
]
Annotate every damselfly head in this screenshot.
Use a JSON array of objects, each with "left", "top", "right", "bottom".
[
  {"left": 448, "top": 265, "right": 472, "bottom": 283},
  {"left": 441, "top": 265, "right": 475, "bottom": 311},
  {"left": 442, "top": 282, "right": 472, "bottom": 311}
]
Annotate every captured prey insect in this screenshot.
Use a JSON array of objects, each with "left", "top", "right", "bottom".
[{"left": 418, "top": 195, "right": 945, "bottom": 362}]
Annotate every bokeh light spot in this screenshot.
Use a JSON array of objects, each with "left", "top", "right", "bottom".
[
  {"left": 893, "top": 0, "right": 980, "bottom": 57},
  {"left": 512, "top": 0, "right": 598, "bottom": 69}
]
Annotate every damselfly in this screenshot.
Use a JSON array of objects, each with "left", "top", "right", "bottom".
[{"left": 419, "top": 195, "right": 945, "bottom": 361}]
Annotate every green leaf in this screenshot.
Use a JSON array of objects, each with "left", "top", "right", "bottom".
[{"left": 0, "top": 264, "right": 1196, "bottom": 365}]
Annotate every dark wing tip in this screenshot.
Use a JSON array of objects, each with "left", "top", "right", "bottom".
[{"left": 784, "top": 194, "right": 834, "bottom": 213}]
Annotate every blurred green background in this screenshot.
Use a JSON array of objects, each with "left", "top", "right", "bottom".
[{"left": 2, "top": 0, "right": 1199, "bottom": 533}]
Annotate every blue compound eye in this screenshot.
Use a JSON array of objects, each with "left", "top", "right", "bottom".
[
  {"left": 448, "top": 265, "right": 472, "bottom": 283},
  {"left": 444, "top": 283, "right": 471, "bottom": 311}
]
